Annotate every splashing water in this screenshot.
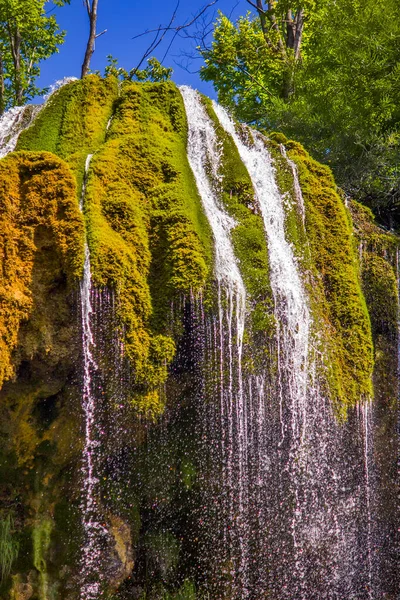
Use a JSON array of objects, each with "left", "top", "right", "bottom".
[
  {"left": 79, "top": 155, "right": 106, "bottom": 600},
  {"left": 180, "top": 86, "right": 250, "bottom": 596},
  {"left": 212, "top": 103, "right": 378, "bottom": 599},
  {"left": 0, "top": 105, "right": 41, "bottom": 158}
]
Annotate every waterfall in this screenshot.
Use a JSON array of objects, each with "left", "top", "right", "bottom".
[
  {"left": 209, "top": 103, "right": 377, "bottom": 599},
  {"left": 214, "top": 103, "right": 313, "bottom": 595},
  {"left": 79, "top": 155, "right": 105, "bottom": 600},
  {"left": 0, "top": 77, "right": 77, "bottom": 158},
  {"left": 214, "top": 105, "right": 310, "bottom": 436},
  {"left": 0, "top": 105, "right": 41, "bottom": 158},
  {"left": 180, "top": 86, "right": 250, "bottom": 596}
]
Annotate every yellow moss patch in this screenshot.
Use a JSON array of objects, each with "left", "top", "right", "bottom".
[{"left": 0, "top": 151, "right": 84, "bottom": 388}]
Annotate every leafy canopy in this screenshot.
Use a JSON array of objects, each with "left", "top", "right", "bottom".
[
  {"left": 201, "top": 0, "right": 400, "bottom": 225},
  {"left": 0, "top": 0, "right": 69, "bottom": 112}
]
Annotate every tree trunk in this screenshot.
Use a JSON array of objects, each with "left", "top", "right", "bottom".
[
  {"left": 286, "top": 10, "right": 295, "bottom": 49},
  {"left": 0, "top": 53, "right": 5, "bottom": 115},
  {"left": 8, "top": 22, "right": 23, "bottom": 105},
  {"left": 81, "top": 0, "right": 98, "bottom": 78},
  {"left": 293, "top": 8, "right": 304, "bottom": 61},
  {"left": 256, "top": 0, "right": 268, "bottom": 36}
]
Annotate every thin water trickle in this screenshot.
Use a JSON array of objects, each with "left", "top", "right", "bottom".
[
  {"left": 79, "top": 155, "right": 104, "bottom": 600},
  {"left": 359, "top": 400, "right": 374, "bottom": 600},
  {"left": 279, "top": 144, "right": 306, "bottom": 227}
]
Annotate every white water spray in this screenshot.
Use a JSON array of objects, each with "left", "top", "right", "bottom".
[
  {"left": 79, "top": 154, "right": 105, "bottom": 600},
  {"left": 180, "top": 86, "right": 250, "bottom": 595},
  {"left": 214, "top": 103, "right": 311, "bottom": 445},
  {"left": 0, "top": 105, "right": 41, "bottom": 158}
]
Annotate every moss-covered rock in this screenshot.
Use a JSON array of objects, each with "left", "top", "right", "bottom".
[
  {"left": 1, "top": 77, "right": 397, "bottom": 599},
  {"left": 84, "top": 82, "right": 213, "bottom": 414},
  {"left": 17, "top": 75, "right": 118, "bottom": 192},
  {"left": 0, "top": 151, "right": 84, "bottom": 388},
  {"left": 274, "top": 134, "right": 374, "bottom": 417}
]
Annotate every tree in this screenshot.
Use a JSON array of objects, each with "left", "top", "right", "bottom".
[
  {"left": 0, "top": 0, "right": 68, "bottom": 113},
  {"left": 200, "top": 0, "right": 400, "bottom": 226}
]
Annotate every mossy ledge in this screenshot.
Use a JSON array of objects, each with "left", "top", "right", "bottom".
[
  {"left": 270, "top": 133, "right": 374, "bottom": 418},
  {"left": 16, "top": 77, "right": 214, "bottom": 417}
]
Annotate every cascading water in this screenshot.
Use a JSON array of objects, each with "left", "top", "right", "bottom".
[
  {"left": 180, "top": 86, "right": 251, "bottom": 596},
  {"left": 79, "top": 155, "right": 106, "bottom": 600},
  {"left": 209, "top": 102, "right": 377, "bottom": 599},
  {"left": 0, "top": 105, "right": 41, "bottom": 158}
]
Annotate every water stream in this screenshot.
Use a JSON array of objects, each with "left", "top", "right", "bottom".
[
  {"left": 79, "top": 155, "right": 106, "bottom": 600},
  {"left": 180, "top": 86, "right": 250, "bottom": 596}
]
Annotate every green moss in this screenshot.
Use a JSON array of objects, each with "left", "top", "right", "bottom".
[
  {"left": 16, "top": 75, "right": 118, "bottom": 192},
  {"left": 362, "top": 254, "right": 398, "bottom": 335},
  {"left": 83, "top": 82, "right": 213, "bottom": 413},
  {"left": 350, "top": 200, "right": 400, "bottom": 415},
  {"left": 0, "top": 151, "right": 84, "bottom": 388},
  {"left": 281, "top": 139, "right": 374, "bottom": 417},
  {"left": 32, "top": 518, "right": 52, "bottom": 600}
]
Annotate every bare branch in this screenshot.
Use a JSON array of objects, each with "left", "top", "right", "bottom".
[
  {"left": 131, "top": 0, "right": 219, "bottom": 75},
  {"left": 84, "top": 0, "right": 91, "bottom": 19},
  {"left": 246, "top": 0, "right": 267, "bottom": 16},
  {"left": 95, "top": 29, "right": 107, "bottom": 39}
]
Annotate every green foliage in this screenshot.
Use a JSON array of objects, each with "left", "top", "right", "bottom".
[
  {"left": 132, "top": 58, "right": 173, "bottom": 83},
  {"left": 104, "top": 55, "right": 173, "bottom": 83},
  {"left": 201, "top": 12, "right": 285, "bottom": 121},
  {"left": 0, "top": 515, "right": 19, "bottom": 582},
  {"left": 0, "top": 0, "right": 69, "bottom": 111},
  {"left": 201, "top": 0, "right": 400, "bottom": 224}
]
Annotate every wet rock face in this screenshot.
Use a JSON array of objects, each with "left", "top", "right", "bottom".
[
  {"left": 11, "top": 572, "right": 35, "bottom": 600},
  {"left": 106, "top": 515, "right": 134, "bottom": 588}
]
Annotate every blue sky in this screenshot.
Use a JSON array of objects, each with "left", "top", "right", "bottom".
[{"left": 37, "top": 0, "right": 252, "bottom": 100}]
